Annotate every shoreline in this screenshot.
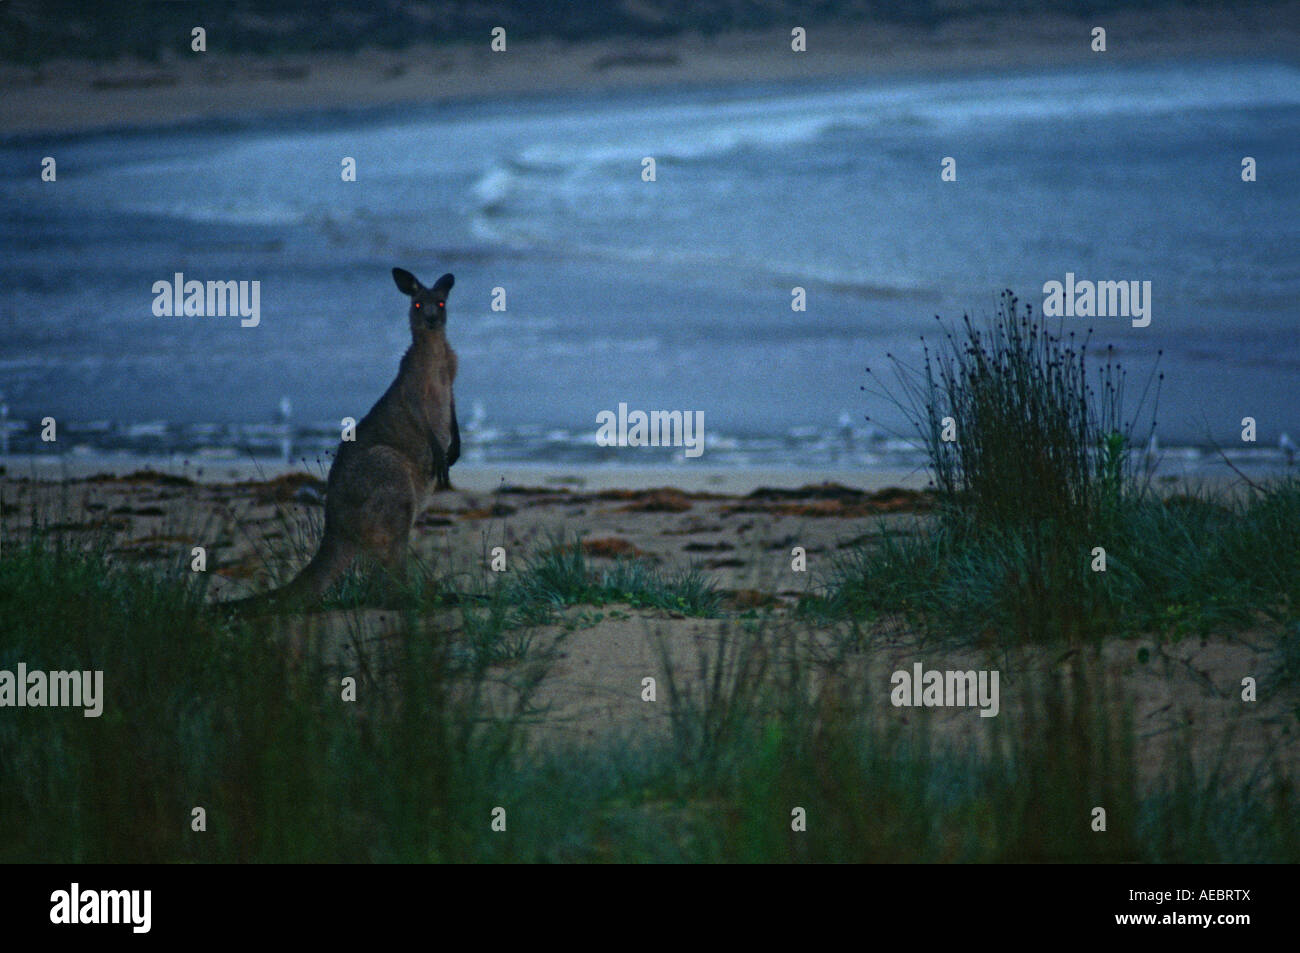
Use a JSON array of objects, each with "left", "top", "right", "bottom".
[
  {"left": 0, "top": 453, "right": 1283, "bottom": 496},
  {"left": 4, "top": 5, "right": 1298, "bottom": 137},
  {"left": 0, "top": 455, "right": 930, "bottom": 494}
]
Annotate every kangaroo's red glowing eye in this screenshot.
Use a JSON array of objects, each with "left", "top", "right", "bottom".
[
  {"left": 414, "top": 302, "right": 422, "bottom": 309},
  {"left": 437, "top": 301, "right": 445, "bottom": 308}
]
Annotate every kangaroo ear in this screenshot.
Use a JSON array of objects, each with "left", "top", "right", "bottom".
[
  {"left": 431, "top": 273, "right": 454, "bottom": 297},
  {"left": 392, "top": 268, "right": 422, "bottom": 296}
]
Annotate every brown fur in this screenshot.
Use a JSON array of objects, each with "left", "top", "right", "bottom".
[{"left": 226, "top": 267, "right": 459, "bottom": 613}]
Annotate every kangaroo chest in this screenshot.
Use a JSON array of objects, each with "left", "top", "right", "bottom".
[{"left": 404, "top": 339, "right": 456, "bottom": 428}]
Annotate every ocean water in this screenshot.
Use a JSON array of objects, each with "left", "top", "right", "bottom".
[{"left": 1, "top": 59, "right": 1297, "bottom": 470}]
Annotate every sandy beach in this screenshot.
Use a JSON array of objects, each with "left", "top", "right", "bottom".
[
  {"left": 4, "top": 4, "right": 1298, "bottom": 137},
  {"left": 1, "top": 465, "right": 1292, "bottom": 789}
]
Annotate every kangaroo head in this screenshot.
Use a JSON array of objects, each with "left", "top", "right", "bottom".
[{"left": 392, "top": 267, "right": 454, "bottom": 334}]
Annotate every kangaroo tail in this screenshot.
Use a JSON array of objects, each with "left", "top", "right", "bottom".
[{"left": 221, "top": 534, "right": 354, "bottom": 616}]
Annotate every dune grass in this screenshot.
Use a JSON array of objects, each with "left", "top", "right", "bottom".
[
  {"left": 808, "top": 481, "right": 1300, "bottom": 642},
  {"left": 1, "top": 527, "right": 1295, "bottom": 861},
  {"left": 506, "top": 533, "right": 721, "bottom": 617},
  {"left": 0, "top": 526, "right": 552, "bottom": 862},
  {"left": 306, "top": 529, "right": 721, "bottom": 629},
  {"left": 812, "top": 291, "right": 1299, "bottom": 644}
]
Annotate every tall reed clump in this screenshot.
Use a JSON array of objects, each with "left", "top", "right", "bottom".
[
  {"left": 855, "top": 290, "right": 1160, "bottom": 641},
  {"left": 882, "top": 289, "right": 1156, "bottom": 534}
]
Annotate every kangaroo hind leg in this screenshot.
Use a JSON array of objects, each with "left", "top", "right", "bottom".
[{"left": 349, "top": 447, "right": 418, "bottom": 603}]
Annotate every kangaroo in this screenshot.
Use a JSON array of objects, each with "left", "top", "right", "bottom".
[{"left": 226, "top": 267, "right": 460, "bottom": 613}]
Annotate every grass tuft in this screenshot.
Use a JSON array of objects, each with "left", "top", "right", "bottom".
[{"left": 826, "top": 292, "right": 1298, "bottom": 642}]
